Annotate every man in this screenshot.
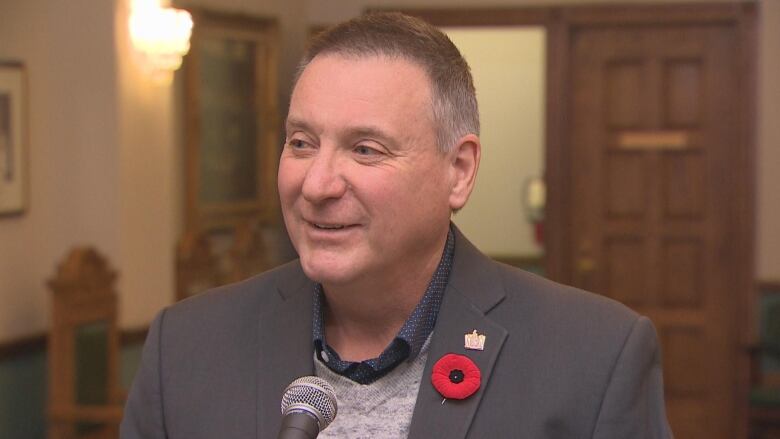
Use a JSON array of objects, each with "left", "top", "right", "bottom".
[{"left": 121, "top": 12, "right": 672, "bottom": 438}]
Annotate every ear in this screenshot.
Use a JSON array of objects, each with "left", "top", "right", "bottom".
[{"left": 448, "top": 134, "right": 481, "bottom": 211}]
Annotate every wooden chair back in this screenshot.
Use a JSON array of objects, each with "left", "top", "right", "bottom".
[
  {"left": 176, "top": 230, "right": 221, "bottom": 301},
  {"left": 47, "top": 247, "right": 123, "bottom": 439},
  {"left": 176, "top": 222, "right": 272, "bottom": 300}
]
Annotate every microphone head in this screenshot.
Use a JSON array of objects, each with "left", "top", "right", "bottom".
[{"left": 280, "top": 376, "right": 338, "bottom": 431}]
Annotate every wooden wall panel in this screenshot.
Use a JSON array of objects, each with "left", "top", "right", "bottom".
[
  {"left": 661, "top": 238, "right": 704, "bottom": 308},
  {"left": 605, "top": 152, "right": 647, "bottom": 218},
  {"left": 604, "top": 237, "right": 647, "bottom": 306},
  {"left": 663, "top": 151, "right": 706, "bottom": 218},
  {"left": 662, "top": 327, "right": 708, "bottom": 397},
  {"left": 606, "top": 60, "right": 644, "bottom": 128},
  {"left": 664, "top": 59, "right": 703, "bottom": 127}
]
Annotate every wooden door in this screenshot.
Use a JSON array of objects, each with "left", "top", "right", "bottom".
[{"left": 568, "top": 22, "right": 750, "bottom": 439}]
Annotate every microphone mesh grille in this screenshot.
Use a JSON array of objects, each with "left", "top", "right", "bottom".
[{"left": 280, "top": 376, "right": 338, "bottom": 429}]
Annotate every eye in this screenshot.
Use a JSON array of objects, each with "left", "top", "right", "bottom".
[
  {"left": 354, "top": 144, "right": 380, "bottom": 156},
  {"left": 286, "top": 137, "right": 315, "bottom": 152},
  {"left": 287, "top": 138, "right": 306, "bottom": 149}
]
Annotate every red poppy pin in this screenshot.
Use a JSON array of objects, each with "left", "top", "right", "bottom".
[{"left": 431, "top": 353, "right": 481, "bottom": 401}]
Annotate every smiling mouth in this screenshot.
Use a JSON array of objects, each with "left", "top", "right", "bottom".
[
  {"left": 313, "top": 223, "right": 346, "bottom": 230},
  {"left": 307, "top": 220, "right": 360, "bottom": 231}
]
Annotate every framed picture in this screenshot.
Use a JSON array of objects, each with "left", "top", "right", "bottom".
[
  {"left": 182, "top": 10, "right": 280, "bottom": 230},
  {"left": 0, "top": 62, "right": 27, "bottom": 216}
]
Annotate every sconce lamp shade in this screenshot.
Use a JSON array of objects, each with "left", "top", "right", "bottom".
[{"left": 129, "top": 0, "right": 193, "bottom": 83}]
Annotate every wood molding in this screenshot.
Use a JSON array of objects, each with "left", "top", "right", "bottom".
[
  {"left": 560, "top": 2, "right": 747, "bottom": 25},
  {"left": 375, "top": 7, "right": 554, "bottom": 27},
  {"left": 735, "top": 7, "right": 759, "bottom": 439},
  {"left": 758, "top": 281, "right": 780, "bottom": 292},
  {"left": 0, "top": 333, "right": 47, "bottom": 360},
  {"left": 185, "top": 7, "right": 278, "bottom": 32},
  {"left": 119, "top": 327, "right": 149, "bottom": 346},
  {"left": 0, "top": 327, "right": 149, "bottom": 362},
  {"left": 182, "top": 9, "right": 280, "bottom": 231}
]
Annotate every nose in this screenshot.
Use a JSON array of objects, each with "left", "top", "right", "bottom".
[{"left": 301, "top": 148, "right": 348, "bottom": 203}]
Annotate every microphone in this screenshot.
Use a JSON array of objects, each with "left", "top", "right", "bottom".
[{"left": 278, "top": 376, "right": 338, "bottom": 439}]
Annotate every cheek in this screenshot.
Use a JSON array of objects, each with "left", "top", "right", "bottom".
[
  {"left": 408, "top": 169, "right": 455, "bottom": 221},
  {"left": 277, "top": 160, "right": 303, "bottom": 205},
  {"left": 368, "top": 168, "right": 443, "bottom": 218}
]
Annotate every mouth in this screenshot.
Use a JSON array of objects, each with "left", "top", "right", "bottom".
[
  {"left": 306, "top": 221, "right": 359, "bottom": 231},
  {"left": 313, "top": 223, "right": 347, "bottom": 230}
]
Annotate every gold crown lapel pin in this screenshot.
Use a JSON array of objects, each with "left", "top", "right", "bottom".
[{"left": 464, "top": 329, "right": 486, "bottom": 351}]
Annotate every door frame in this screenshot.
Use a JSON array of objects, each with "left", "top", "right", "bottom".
[{"left": 392, "top": 3, "right": 757, "bottom": 437}]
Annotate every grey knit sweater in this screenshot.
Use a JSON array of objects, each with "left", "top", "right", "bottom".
[{"left": 314, "top": 338, "right": 431, "bottom": 438}]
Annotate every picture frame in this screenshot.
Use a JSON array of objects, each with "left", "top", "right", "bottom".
[
  {"left": 0, "top": 62, "right": 27, "bottom": 216},
  {"left": 182, "top": 10, "right": 280, "bottom": 230}
]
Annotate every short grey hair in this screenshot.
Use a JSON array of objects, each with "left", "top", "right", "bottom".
[{"left": 294, "top": 12, "right": 480, "bottom": 153}]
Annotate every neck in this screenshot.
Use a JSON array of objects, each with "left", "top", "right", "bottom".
[{"left": 322, "top": 230, "right": 448, "bottom": 361}]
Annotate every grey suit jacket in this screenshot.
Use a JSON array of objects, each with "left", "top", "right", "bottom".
[{"left": 121, "top": 230, "right": 672, "bottom": 438}]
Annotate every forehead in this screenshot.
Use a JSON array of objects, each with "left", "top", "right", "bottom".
[
  {"left": 288, "top": 54, "right": 434, "bottom": 136},
  {"left": 295, "top": 53, "right": 431, "bottom": 95}
]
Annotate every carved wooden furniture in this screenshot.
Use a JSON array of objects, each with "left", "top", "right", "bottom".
[
  {"left": 225, "top": 221, "right": 270, "bottom": 284},
  {"left": 47, "top": 247, "right": 123, "bottom": 439},
  {"left": 176, "top": 229, "right": 221, "bottom": 301},
  {"left": 176, "top": 221, "right": 274, "bottom": 301}
]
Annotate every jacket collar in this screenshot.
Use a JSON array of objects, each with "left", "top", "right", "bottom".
[{"left": 256, "top": 226, "right": 508, "bottom": 438}]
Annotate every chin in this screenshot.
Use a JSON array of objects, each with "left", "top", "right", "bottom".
[{"left": 298, "top": 256, "right": 361, "bottom": 286}]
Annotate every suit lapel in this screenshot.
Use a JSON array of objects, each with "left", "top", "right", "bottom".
[
  {"left": 256, "top": 265, "right": 315, "bottom": 439},
  {"left": 408, "top": 229, "right": 509, "bottom": 439},
  {"left": 254, "top": 230, "right": 508, "bottom": 438}
]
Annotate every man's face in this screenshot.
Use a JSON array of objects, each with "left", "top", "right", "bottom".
[{"left": 279, "top": 54, "right": 457, "bottom": 287}]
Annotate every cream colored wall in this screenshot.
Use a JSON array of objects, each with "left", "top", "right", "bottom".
[
  {"left": 0, "top": 0, "right": 308, "bottom": 339},
  {"left": 0, "top": 0, "right": 121, "bottom": 341},
  {"left": 307, "top": 0, "right": 780, "bottom": 281},
  {"left": 448, "top": 27, "right": 545, "bottom": 258},
  {"left": 0, "top": 0, "right": 185, "bottom": 335},
  {"left": 114, "top": 0, "right": 179, "bottom": 329}
]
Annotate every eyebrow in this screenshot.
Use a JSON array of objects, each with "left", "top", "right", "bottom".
[
  {"left": 285, "top": 117, "right": 314, "bottom": 134},
  {"left": 286, "top": 117, "right": 399, "bottom": 149},
  {"left": 350, "top": 125, "right": 394, "bottom": 143}
]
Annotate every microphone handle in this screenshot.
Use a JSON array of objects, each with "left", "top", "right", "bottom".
[{"left": 277, "top": 412, "right": 320, "bottom": 439}]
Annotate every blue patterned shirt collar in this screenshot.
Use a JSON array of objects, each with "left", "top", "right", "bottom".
[{"left": 312, "top": 226, "right": 455, "bottom": 384}]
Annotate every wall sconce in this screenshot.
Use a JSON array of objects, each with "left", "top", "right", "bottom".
[{"left": 129, "top": 0, "right": 193, "bottom": 83}]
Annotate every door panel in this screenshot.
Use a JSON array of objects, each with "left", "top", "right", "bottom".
[{"left": 569, "top": 24, "right": 740, "bottom": 438}]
